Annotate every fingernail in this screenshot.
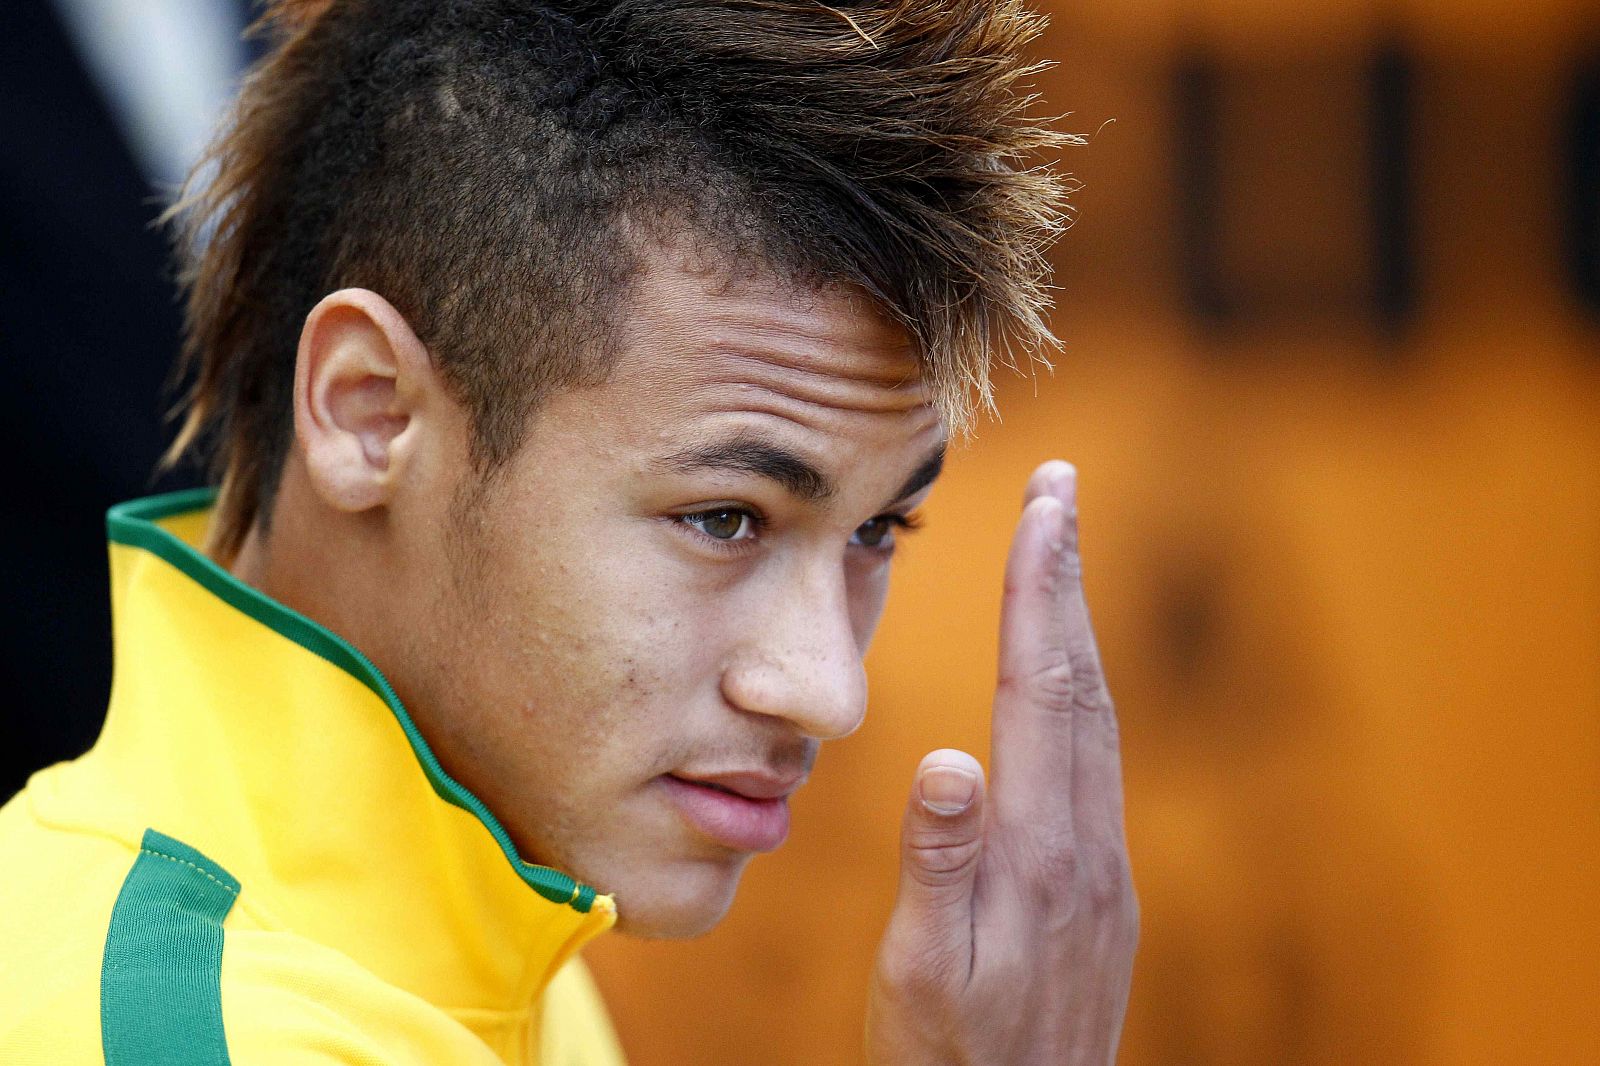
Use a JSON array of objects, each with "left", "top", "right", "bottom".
[{"left": 920, "top": 766, "right": 978, "bottom": 815}]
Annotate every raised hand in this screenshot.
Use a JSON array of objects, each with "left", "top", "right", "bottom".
[{"left": 867, "top": 460, "right": 1138, "bottom": 1065}]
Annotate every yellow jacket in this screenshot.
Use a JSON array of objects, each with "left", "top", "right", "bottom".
[{"left": 0, "top": 490, "right": 625, "bottom": 1064}]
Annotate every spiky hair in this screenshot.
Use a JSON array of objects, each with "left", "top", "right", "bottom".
[{"left": 167, "top": 0, "right": 1078, "bottom": 556}]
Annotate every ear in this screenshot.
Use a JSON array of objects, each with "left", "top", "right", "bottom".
[{"left": 293, "top": 288, "right": 442, "bottom": 514}]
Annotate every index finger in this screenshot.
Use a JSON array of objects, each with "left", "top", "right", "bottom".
[{"left": 987, "top": 462, "right": 1080, "bottom": 845}]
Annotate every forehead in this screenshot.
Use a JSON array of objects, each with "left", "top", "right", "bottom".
[{"left": 601, "top": 253, "right": 941, "bottom": 446}]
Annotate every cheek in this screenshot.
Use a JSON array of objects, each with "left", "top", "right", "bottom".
[
  {"left": 846, "top": 556, "right": 893, "bottom": 652},
  {"left": 461, "top": 527, "right": 723, "bottom": 764}
]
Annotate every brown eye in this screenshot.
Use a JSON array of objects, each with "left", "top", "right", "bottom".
[
  {"left": 685, "top": 509, "right": 754, "bottom": 541},
  {"left": 852, "top": 517, "right": 894, "bottom": 548}
]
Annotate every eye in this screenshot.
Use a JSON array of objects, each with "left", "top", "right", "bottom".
[
  {"left": 681, "top": 508, "right": 757, "bottom": 542},
  {"left": 851, "top": 513, "right": 921, "bottom": 550}
]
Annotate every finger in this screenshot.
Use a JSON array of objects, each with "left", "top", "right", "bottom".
[
  {"left": 1022, "top": 459, "right": 1073, "bottom": 509},
  {"left": 883, "top": 749, "right": 987, "bottom": 983},
  {"left": 988, "top": 485, "right": 1077, "bottom": 843},
  {"left": 1049, "top": 466, "right": 1128, "bottom": 843}
]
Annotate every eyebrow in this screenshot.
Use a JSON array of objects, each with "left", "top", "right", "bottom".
[
  {"left": 656, "top": 437, "right": 836, "bottom": 502},
  {"left": 889, "top": 446, "right": 945, "bottom": 507},
  {"left": 655, "top": 435, "right": 945, "bottom": 510}
]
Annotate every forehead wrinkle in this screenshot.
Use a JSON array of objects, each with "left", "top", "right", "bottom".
[
  {"left": 620, "top": 276, "right": 929, "bottom": 413},
  {"left": 720, "top": 379, "right": 928, "bottom": 420},
  {"left": 701, "top": 349, "right": 932, "bottom": 418},
  {"left": 689, "top": 386, "right": 944, "bottom": 456},
  {"left": 705, "top": 340, "right": 925, "bottom": 393},
  {"left": 610, "top": 336, "right": 927, "bottom": 417}
]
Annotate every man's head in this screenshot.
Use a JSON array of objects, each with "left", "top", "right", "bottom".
[{"left": 170, "top": 0, "right": 1073, "bottom": 937}]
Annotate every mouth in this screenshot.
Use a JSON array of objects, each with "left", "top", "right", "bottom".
[
  {"left": 689, "top": 780, "right": 740, "bottom": 796},
  {"left": 658, "top": 773, "right": 796, "bottom": 853}
]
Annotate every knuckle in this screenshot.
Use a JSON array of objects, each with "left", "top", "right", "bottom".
[
  {"left": 1068, "top": 659, "right": 1120, "bottom": 717},
  {"left": 998, "top": 649, "right": 1113, "bottom": 718},
  {"left": 1075, "top": 847, "right": 1137, "bottom": 927},
  {"left": 1066, "top": 648, "right": 1113, "bottom": 716},
  {"left": 1016, "top": 841, "right": 1137, "bottom": 921},
  {"left": 1037, "top": 847, "right": 1081, "bottom": 893},
  {"left": 905, "top": 833, "right": 983, "bottom": 885},
  {"left": 1013, "top": 838, "right": 1080, "bottom": 901},
  {"left": 999, "top": 661, "right": 1077, "bottom": 714}
]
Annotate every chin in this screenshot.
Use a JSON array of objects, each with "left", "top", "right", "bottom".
[{"left": 604, "top": 855, "right": 753, "bottom": 940}]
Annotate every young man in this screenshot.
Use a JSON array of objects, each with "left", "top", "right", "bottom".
[{"left": 0, "top": 1, "right": 1138, "bottom": 1062}]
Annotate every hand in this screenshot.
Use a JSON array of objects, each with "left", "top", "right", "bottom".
[{"left": 866, "top": 460, "right": 1138, "bottom": 1066}]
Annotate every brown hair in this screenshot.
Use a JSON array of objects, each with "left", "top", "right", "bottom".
[{"left": 166, "top": 0, "right": 1078, "bottom": 557}]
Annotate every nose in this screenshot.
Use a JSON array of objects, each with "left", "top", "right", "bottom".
[{"left": 719, "top": 560, "right": 868, "bottom": 741}]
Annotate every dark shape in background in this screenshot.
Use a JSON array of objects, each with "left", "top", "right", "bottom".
[
  {"left": 1172, "top": 37, "right": 1417, "bottom": 338},
  {"left": 1, "top": 1, "right": 202, "bottom": 797},
  {"left": 1569, "top": 47, "right": 1600, "bottom": 318}
]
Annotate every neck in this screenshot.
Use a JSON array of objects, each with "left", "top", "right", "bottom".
[
  {"left": 227, "top": 461, "right": 404, "bottom": 690},
  {"left": 82, "top": 490, "right": 617, "bottom": 1018}
]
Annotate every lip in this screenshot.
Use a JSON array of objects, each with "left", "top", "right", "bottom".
[
  {"left": 659, "top": 773, "right": 796, "bottom": 852},
  {"left": 676, "top": 770, "right": 805, "bottom": 801}
]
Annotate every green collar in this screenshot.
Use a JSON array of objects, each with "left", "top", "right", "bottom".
[{"left": 107, "top": 488, "right": 604, "bottom": 913}]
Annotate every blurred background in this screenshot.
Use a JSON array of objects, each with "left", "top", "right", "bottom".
[{"left": 4, "top": 1, "right": 1596, "bottom": 1063}]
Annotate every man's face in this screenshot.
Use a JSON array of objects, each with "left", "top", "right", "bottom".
[{"left": 398, "top": 256, "right": 945, "bottom": 938}]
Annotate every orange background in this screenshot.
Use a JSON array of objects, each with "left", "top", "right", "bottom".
[{"left": 586, "top": 3, "right": 1600, "bottom": 1063}]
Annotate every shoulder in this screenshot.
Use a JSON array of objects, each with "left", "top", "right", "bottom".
[
  {"left": 0, "top": 785, "right": 139, "bottom": 1062},
  {"left": 219, "top": 928, "right": 502, "bottom": 1065},
  {"left": 0, "top": 806, "right": 483, "bottom": 1066},
  {"left": 0, "top": 802, "right": 625, "bottom": 1066},
  {"left": 224, "top": 940, "right": 630, "bottom": 1065}
]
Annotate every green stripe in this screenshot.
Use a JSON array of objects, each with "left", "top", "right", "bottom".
[
  {"left": 101, "top": 829, "right": 240, "bottom": 1066},
  {"left": 106, "top": 490, "right": 597, "bottom": 913}
]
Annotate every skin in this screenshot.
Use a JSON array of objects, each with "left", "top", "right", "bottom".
[
  {"left": 232, "top": 247, "right": 1138, "bottom": 1061},
  {"left": 867, "top": 467, "right": 1140, "bottom": 1064}
]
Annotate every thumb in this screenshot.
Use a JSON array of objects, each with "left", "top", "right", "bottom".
[{"left": 892, "top": 749, "right": 986, "bottom": 934}]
